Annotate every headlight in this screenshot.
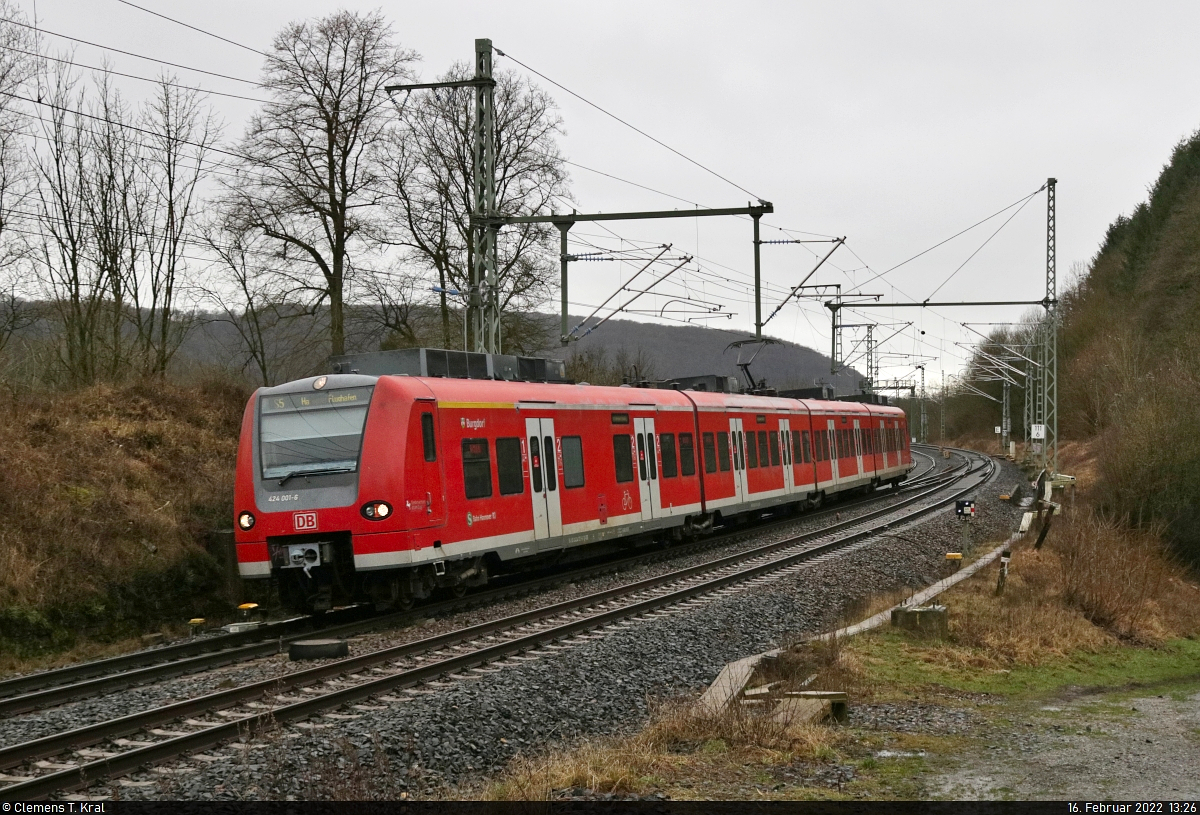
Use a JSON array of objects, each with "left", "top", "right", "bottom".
[
  {"left": 361, "top": 501, "right": 392, "bottom": 521},
  {"left": 237, "top": 511, "right": 255, "bottom": 530}
]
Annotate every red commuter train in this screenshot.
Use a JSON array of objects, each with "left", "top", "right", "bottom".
[{"left": 234, "top": 371, "right": 914, "bottom": 612}]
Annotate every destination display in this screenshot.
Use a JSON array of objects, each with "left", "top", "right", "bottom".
[{"left": 261, "top": 386, "right": 374, "bottom": 413}]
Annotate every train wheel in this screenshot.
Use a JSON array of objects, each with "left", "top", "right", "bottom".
[{"left": 451, "top": 584, "right": 468, "bottom": 599}]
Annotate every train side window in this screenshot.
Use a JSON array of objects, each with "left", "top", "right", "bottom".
[
  {"left": 421, "top": 413, "right": 436, "bottom": 461},
  {"left": 702, "top": 432, "right": 717, "bottom": 473},
  {"left": 529, "top": 436, "right": 543, "bottom": 492},
  {"left": 801, "top": 430, "right": 811, "bottom": 463},
  {"left": 496, "top": 437, "right": 524, "bottom": 496},
  {"left": 636, "top": 433, "right": 648, "bottom": 481},
  {"left": 613, "top": 434, "right": 634, "bottom": 483},
  {"left": 746, "top": 430, "right": 758, "bottom": 468},
  {"left": 758, "top": 431, "right": 770, "bottom": 467},
  {"left": 679, "top": 433, "right": 696, "bottom": 476},
  {"left": 544, "top": 436, "right": 558, "bottom": 491},
  {"left": 462, "top": 438, "right": 492, "bottom": 499},
  {"left": 562, "top": 436, "right": 585, "bottom": 488},
  {"left": 768, "top": 430, "right": 780, "bottom": 467},
  {"left": 660, "top": 433, "right": 678, "bottom": 478},
  {"left": 781, "top": 430, "right": 790, "bottom": 466},
  {"left": 647, "top": 433, "right": 657, "bottom": 480},
  {"left": 717, "top": 432, "right": 730, "bottom": 472}
]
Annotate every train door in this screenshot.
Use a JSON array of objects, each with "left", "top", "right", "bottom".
[
  {"left": 410, "top": 401, "right": 447, "bottom": 529},
  {"left": 525, "top": 417, "right": 562, "bottom": 541},
  {"left": 779, "top": 418, "right": 794, "bottom": 495},
  {"left": 633, "top": 417, "right": 661, "bottom": 521},
  {"left": 853, "top": 419, "right": 864, "bottom": 481},
  {"left": 729, "top": 417, "right": 748, "bottom": 502},
  {"left": 827, "top": 418, "right": 841, "bottom": 489}
]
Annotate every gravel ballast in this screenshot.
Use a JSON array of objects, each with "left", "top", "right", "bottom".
[
  {"left": 0, "top": 450, "right": 948, "bottom": 749},
  {"left": 92, "top": 453, "right": 1025, "bottom": 801}
]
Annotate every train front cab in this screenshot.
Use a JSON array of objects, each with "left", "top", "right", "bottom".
[{"left": 233, "top": 375, "right": 454, "bottom": 612}]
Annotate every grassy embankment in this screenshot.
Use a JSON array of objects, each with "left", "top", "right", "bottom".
[
  {"left": 477, "top": 448, "right": 1200, "bottom": 801},
  {"left": 0, "top": 377, "right": 250, "bottom": 668}
]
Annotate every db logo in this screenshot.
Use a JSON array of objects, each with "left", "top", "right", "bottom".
[{"left": 293, "top": 511, "right": 318, "bottom": 531}]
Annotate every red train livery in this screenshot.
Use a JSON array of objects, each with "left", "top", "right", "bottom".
[{"left": 234, "top": 374, "right": 914, "bottom": 611}]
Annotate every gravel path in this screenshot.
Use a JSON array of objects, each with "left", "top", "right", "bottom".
[
  {"left": 89, "top": 453, "right": 1019, "bottom": 801},
  {"left": 933, "top": 690, "right": 1200, "bottom": 799}
]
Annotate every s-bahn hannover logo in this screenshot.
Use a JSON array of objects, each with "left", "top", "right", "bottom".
[
  {"left": 293, "top": 511, "right": 318, "bottom": 531},
  {"left": 466, "top": 511, "right": 496, "bottom": 527}
]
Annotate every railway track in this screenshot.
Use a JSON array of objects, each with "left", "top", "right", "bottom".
[
  {"left": 0, "top": 448, "right": 946, "bottom": 718},
  {"left": 0, "top": 447, "right": 988, "bottom": 800}
]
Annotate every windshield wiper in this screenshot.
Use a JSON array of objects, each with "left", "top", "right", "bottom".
[{"left": 278, "top": 466, "right": 354, "bottom": 487}]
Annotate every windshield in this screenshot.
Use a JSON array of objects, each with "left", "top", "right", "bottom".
[{"left": 259, "top": 386, "right": 374, "bottom": 480}]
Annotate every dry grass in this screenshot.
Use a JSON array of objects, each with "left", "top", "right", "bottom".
[
  {"left": 0, "top": 375, "right": 249, "bottom": 655},
  {"left": 761, "top": 634, "right": 878, "bottom": 702},
  {"left": 485, "top": 697, "right": 842, "bottom": 801},
  {"left": 845, "top": 508, "right": 1200, "bottom": 678}
]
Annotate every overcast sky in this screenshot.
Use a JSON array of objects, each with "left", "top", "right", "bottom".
[{"left": 21, "top": 0, "right": 1200, "bottom": 385}]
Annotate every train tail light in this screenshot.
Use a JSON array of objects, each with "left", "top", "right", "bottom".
[
  {"left": 237, "top": 511, "right": 255, "bottom": 530},
  {"left": 361, "top": 501, "right": 392, "bottom": 521}
]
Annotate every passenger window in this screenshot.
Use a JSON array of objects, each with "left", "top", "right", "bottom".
[
  {"left": 746, "top": 430, "right": 758, "bottom": 468},
  {"left": 544, "top": 435, "right": 557, "bottom": 491},
  {"left": 702, "top": 432, "right": 717, "bottom": 473},
  {"left": 636, "top": 433, "right": 648, "bottom": 481},
  {"left": 462, "top": 439, "right": 492, "bottom": 499},
  {"left": 647, "top": 433, "right": 657, "bottom": 480},
  {"left": 717, "top": 432, "right": 730, "bottom": 472},
  {"left": 562, "top": 436, "right": 585, "bottom": 488},
  {"left": 496, "top": 437, "right": 523, "bottom": 495},
  {"left": 781, "top": 430, "right": 790, "bottom": 465},
  {"left": 679, "top": 433, "right": 696, "bottom": 476},
  {"left": 529, "top": 436, "right": 543, "bottom": 493},
  {"left": 768, "top": 431, "right": 780, "bottom": 467},
  {"left": 613, "top": 434, "right": 634, "bottom": 483},
  {"left": 801, "top": 430, "right": 811, "bottom": 463},
  {"left": 759, "top": 431, "right": 771, "bottom": 468},
  {"left": 421, "top": 413, "right": 436, "bottom": 461},
  {"left": 660, "top": 433, "right": 678, "bottom": 478}
]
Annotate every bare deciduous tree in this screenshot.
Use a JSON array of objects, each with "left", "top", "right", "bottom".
[
  {"left": 136, "top": 77, "right": 221, "bottom": 375},
  {"left": 379, "top": 67, "right": 568, "bottom": 353},
  {"left": 226, "top": 10, "right": 417, "bottom": 357},
  {"left": 0, "top": 0, "right": 37, "bottom": 353},
  {"left": 32, "top": 62, "right": 107, "bottom": 384}
]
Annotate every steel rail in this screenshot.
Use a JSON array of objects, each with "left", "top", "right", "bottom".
[
  {"left": 0, "top": 451, "right": 990, "bottom": 800},
  {"left": 0, "top": 455, "right": 943, "bottom": 716}
]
